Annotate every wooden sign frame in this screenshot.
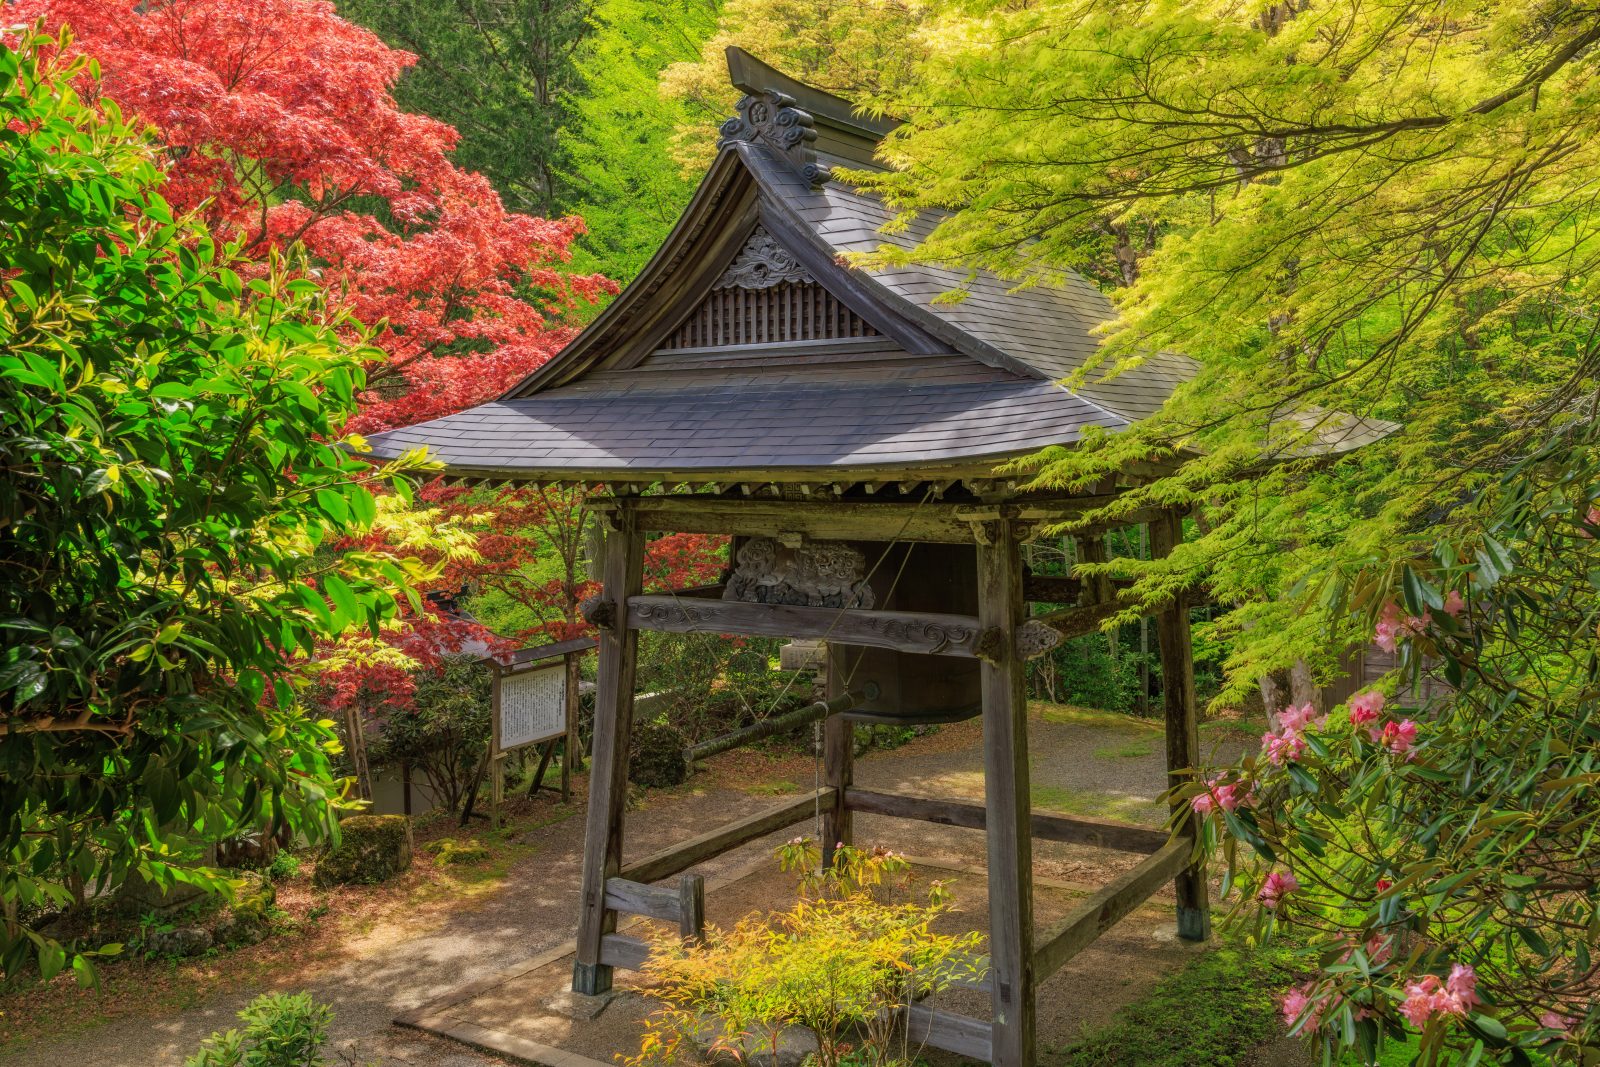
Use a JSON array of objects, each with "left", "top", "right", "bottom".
[{"left": 485, "top": 635, "right": 595, "bottom": 826}]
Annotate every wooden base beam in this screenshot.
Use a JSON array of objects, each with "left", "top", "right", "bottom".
[
  {"left": 617, "top": 788, "right": 829, "bottom": 885},
  {"left": 598, "top": 933, "right": 652, "bottom": 971},
  {"left": 1034, "top": 838, "right": 1192, "bottom": 982},
  {"left": 843, "top": 788, "right": 1167, "bottom": 854},
  {"left": 903, "top": 1004, "right": 993, "bottom": 1062}
]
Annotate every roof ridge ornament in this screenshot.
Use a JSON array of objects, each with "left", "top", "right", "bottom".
[
  {"left": 714, "top": 226, "right": 816, "bottom": 289},
  {"left": 719, "top": 89, "right": 833, "bottom": 187}
]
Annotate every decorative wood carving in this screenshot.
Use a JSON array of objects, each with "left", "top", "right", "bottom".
[
  {"left": 628, "top": 595, "right": 984, "bottom": 658},
  {"left": 715, "top": 227, "right": 815, "bottom": 290},
  {"left": 579, "top": 594, "right": 616, "bottom": 630},
  {"left": 1016, "top": 620, "right": 1064, "bottom": 661},
  {"left": 718, "top": 89, "right": 830, "bottom": 186},
  {"left": 723, "top": 537, "right": 875, "bottom": 609}
]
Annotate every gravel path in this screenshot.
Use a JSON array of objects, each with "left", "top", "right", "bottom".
[{"left": 0, "top": 705, "right": 1248, "bottom": 1067}]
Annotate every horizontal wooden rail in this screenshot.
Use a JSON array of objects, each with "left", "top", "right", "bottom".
[
  {"left": 1034, "top": 838, "right": 1192, "bottom": 982},
  {"left": 628, "top": 596, "right": 983, "bottom": 657},
  {"left": 619, "top": 788, "right": 830, "bottom": 885},
  {"left": 844, "top": 788, "right": 1168, "bottom": 854},
  {"left": 902, "top": 1004, "right": 992, "bottom": 1062},
  {"left": 604, "top": 877, "right": 686, "bottom": 922},
  {"left": 598, "top": 932, "right": 652, "bottom": 971}
]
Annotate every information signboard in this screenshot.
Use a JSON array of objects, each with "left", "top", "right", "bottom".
[{"left": 496, "top": 661, "right": 567, "bottom": 753}]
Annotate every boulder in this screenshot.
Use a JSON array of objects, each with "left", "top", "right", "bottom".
[
  {"left": 146, "top": 925, "right": 213, "bottom": 958},
  {"left": 422, "top": 838, "right": 491, "bottom": 866},
  {"left": 313, "top": 814, "right": 412, "bottom": 887},
  {"left": 214, "top": 871, "right": 276, "bottom": 945},
  {"left": 114, "top": 870, "right": 209, "bottom": 917},
  {"left": 629, "top": 721, "right": 690, "bottom": 788}
]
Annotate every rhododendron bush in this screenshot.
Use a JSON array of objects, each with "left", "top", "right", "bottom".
[{"left": 1191, "top": 439, "right": 1600, "bottom": 1065}]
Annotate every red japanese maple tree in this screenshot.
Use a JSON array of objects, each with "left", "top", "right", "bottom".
[
  {"left": 20, "top": 0, "right": 616, "bottom": 431},
  {"left": 22, "top": 0, "right": 723, "bottom": 746}
]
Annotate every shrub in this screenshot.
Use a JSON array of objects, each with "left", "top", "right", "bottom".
[
  {"left": 363, "top": 657, "right": 492, "bottom": 818},
  {"left": 0, "top": 29, "right": 427, "bottom": 982},
  {"left": 185, "top": 991, "right": 333, "bottom": 1067},
  {"left": 626, "top": 840, "right": 982, "bottom": 1067},
  {"left": 312, "top": 815, "right": 412, "bottom": 887},
  {"left": 629, "top": 721, "right": 689, "bottom": 788}
]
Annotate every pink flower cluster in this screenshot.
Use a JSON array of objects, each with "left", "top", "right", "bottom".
[
  {"left": 1345, "top": 689, "right": 1419, "bottom": 755},
  {"left": 1375, "top": 602, "right": 1429, "bottom": 653},
  {"left": 1281, "top": 982, "right": 1321, "bottom": 1028},
  {"left": 1261, "top": 702, "right": 1327, "bottom": 766},
  {"left": 1540, "top": 1010, "right": 1576, "bottom": 1034},
  {"left": 1191, "top": 775, "right": 1252, "bottom": 815},
  {"left": 1259, "top": 870, "right": 1299, "bottom": 909},
  {"left": 1399, "top": 964, "right": 1478, "bottom": 1028}
]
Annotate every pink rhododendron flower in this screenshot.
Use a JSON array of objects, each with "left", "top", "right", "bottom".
[
  {"left": 1540, "top": 1010, "right": 1575, "bottom": 1034},
  {"left": 1259, "top": 870, "right": 1299, "bottom": 909},
  {"left": 1278, "top": 702, "right": 1328, "bottom": 732},
  {"left": 1441, "top": 590, "right": 1465, "bottom": 617},
  {"left": 1281, "top": 982, "right": 1321, "bottom": 1028},
  {"left": 1347, "top": 690, "right": 1385, "bottom": 728},
  {"left": 1366, "top": 934, "right": 1394, "bottom": 965},
  {"left": 1375, "top": 602, "right": 1429, "bottom": 652},
  {"left": 1380, "top": 719, "right": 1418, "bottom": 755},
  {"left": 1261, "top": 726, "right": 1307, "bottom": 765},
  {"left": 1192, "top": 777, "right": 1251, "bottom": 815},
  {"left": 1400, "top": 964, "right": 1478, "bottom": 1028}
]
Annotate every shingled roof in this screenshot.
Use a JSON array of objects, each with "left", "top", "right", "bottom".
[{"left": 366, "top": 49, "right": 1375, "bottom": 485}]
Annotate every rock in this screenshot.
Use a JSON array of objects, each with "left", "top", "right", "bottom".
[
  {"left": 422, "top": 837, "right": 492, "bottom": 866},
  {"left": 313, "top": 814, "right": 413, "bottom": 887},
  {"left": 543, "top": 988, "right": 619, "bottom": 1020},
  {"left": 215, "top": 829, "right": 282, "bottom": 870},
  {"left": 114, "top": 871, "right": 210, "bottom": 917},
  {"left": 215, "top": 871, "right": 276, "bottom": 944},
  {"left": 778, "top": 639, "right": 826, "bottom": 673},
  {"left": 146, "top": 925, "right": 213, "bottom": 957}
]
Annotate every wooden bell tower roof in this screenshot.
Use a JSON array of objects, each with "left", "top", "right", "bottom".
[{"left": 369, "top": 50, "right": 1371, "bottom": 487}]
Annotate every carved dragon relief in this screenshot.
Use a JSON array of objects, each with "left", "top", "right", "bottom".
[
  {"left": 715, "top": 227, "right": 815, "bottom": 290},
  {"left": 723, "top": 537, "right": 875, "bottom": 609},
  {"left": 718, "top": 89, "right": 831, "bottom": 187},
  {"left": 863, "top": 615, "right": 978, "bottom": 656}
]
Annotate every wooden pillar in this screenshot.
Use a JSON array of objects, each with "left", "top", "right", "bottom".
[
  {"left": 975, "top": 516, "right": 1036, "bottom": 1067},
  {"left": 821, "top": 648, "right": 854, "bottom": 869},
  {"left": 563, "top": 648, "right": 581, "bottom": 802},
  {"left": 1150, "top": 509, "right": 1211, "bottom": 942},
  {"left": 572, "top": 505, "right": 645, "bottom": 996}
]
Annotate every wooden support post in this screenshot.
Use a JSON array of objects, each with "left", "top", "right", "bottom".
[
  {"left": 974, "top": 515, "right": 1036, "bottom": 1067},
  {"left": 1150, "top": 509, "right": 1211, "bottom": 943},
  {"left": 489, "top": 754, "right": 505, "bottom": 829},
  {"left": 678, "top": 874, "right": 706, "bottom": 943},
  {"left": 563, "top": 649, "right": 581, "bottom": 802},
  {"left": 821, "top": 649, "right": 854, "bottom": 870},
  {"left": 573, "top": 506, "right": 645, "bottom": 996}
]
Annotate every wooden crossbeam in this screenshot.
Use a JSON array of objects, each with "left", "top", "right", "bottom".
[
  {"left": 1033, "top": 838, "right": 1192, "bottom": 982},
  {"left": 843, "top": 788, "right": 1167, "bottom": 854},
  {"left": 604, "top": 877, "right": 687, "bottom": 922},
  {"left": 903, "top": 1004, "right": 992, "bottom": 1062},
  {"left": 598, "top": 932, "right": 652, "bottom": 971},
  {"left": 627, "top": 596, "right": 983, "bottom": 658},
  {"left": 618, "top": 788, "right": 829, "bottom": 885}
]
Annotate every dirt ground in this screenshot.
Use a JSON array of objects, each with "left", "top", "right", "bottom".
[{"left": 0, "top": 704, "right": 1261, "bottom": 1067}]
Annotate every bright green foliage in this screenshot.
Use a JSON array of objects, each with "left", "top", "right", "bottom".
[
  {"left": 185, "top": 991, "right": 334, "bottom": 1067},
  {"left": 564, "top": 0, "right": 718, "bottom": 280},
  {"left": 1193, "top": 437, "right": 1600, "bottom": 1063},
  {"left": 628, "top": 839, "right": 981, "bottom": 1067},
  {"left": 0, "top": 31, "right": 431, "bottom": 981},
  {"left": 856, "top": 2, "right": 1600, "bottom": 698}
]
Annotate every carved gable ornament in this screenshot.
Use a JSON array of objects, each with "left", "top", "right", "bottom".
[
  {"left": 718, "top": 88, "right": 832, "bottom": 187},
  {"left": 724, "top": 537, "right": 875, "bottom": 609},
  {"left": 714, "top": 227, "right": 815, "bottom": 290}
]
